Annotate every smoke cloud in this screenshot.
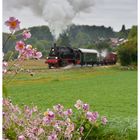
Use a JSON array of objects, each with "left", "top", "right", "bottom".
[{"left": 4, "top": 0, "right": 95, "bottom": 38}]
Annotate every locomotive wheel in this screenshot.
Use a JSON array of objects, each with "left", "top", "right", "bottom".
[
  {"left": 61, "top": 60, "right": 68, "bottom": 67},
  {"left": 48, "top": 64, "right": 52, "bottom": 69}
]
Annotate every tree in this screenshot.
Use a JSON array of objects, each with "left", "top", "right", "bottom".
[
  {"left": 73, "top": 32, "right": 90, "bottom": 48},
  {"left": 117, "top": 24, "right": 129, "bottom": 39},
  {"left": 86, "top": 44, "right": 96, "bottom": 49},
  {"left": 57, "top": 32, "right": 71, "bottom": 47},
  {"left": 128, "top": 26, "right": 137, "bottom": 42},
  {"left": 120, "top": 25, "right": 126, "bottom": 32},
  {"left": 96, "top": 41, "right": 111, "bottom": 53},
  {"left": 96, "top": 41, "right": 111, "bottom": 60},
  {"left": 117, "top": 26, "right": 137, "bottom": 66}
]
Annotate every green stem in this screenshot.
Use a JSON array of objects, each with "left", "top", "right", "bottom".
[
  {"left": 84, "top": 125, "right": 93, "bottom": 140},
  {"left": 3, "top": 31, "right": 25, "bottom": 49},
  {"left": 77, "top": 119, "right": 85, "bottom": 131},
  {"left": 4, "top": 60, "right": 25, "bottom": 84},
  {"left": 7, "top": 59, "right": 19, "bottom": 71}
]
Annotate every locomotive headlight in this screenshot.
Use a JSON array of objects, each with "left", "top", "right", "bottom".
[{"left": 55, "top": 57, "right": 58, "bottom": 59}]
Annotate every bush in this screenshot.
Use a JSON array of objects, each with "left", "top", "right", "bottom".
[
  {"left": 117, "top": 26, "right": 137, "bottom": 66},
  {"left": 118, "top": 41, "right": 137, "bottom": 66},
  {"left": 3, "top": 99, "right": 108, "bottom": 140}
]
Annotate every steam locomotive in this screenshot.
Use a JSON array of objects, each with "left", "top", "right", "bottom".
[{"left": 45, "top": 44, "right": 117, "bottom": 68}]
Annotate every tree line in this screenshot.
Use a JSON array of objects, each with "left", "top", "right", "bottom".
[{"left": 3, "top": 24, "right": 132, "bottom": 63}]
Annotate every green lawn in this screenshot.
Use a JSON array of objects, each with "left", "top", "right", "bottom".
[
  {"left": 5, "top": 66, "right": 137, "bottom": 119},
  {"left": 4, "top": 66, "right": 137, "bottom": 139}
]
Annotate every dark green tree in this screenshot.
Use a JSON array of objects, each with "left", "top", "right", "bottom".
[
  {"left": 96, "top": 41, "right": 111, "bottom": 60},
  {"left": 96, "top": 41, "right": 111, "bottom": 53},
  {"left": 57, "top": 32, "right": 71, "bottom": 47},
  {"left": 117, "top": 24, "right": 129, "bottom": 39},
  {"left": 128, "top": 26, "right": 137, "bottom": 41},
  {"left": 120, "top": 25, "right": 126, "bottom": 32},
  {"left": 118, "top": 26, "right": 137, "bottom": 66}
]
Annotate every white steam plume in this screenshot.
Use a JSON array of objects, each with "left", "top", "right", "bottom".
[{"left": 4, "top": 0, "right": 95, "bottom": 39}]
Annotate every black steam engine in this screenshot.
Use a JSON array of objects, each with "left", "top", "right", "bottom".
[{"left": 45, "top": 44, "right": 117, "bottom": 69}]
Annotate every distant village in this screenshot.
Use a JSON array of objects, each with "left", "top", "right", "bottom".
[{"left": 109, "top": 38, "right": 128, "bottom": 47}]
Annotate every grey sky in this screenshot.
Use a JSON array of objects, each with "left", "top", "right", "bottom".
[
  {"left": 3, "top": 0, "right": 137, "bottom": 33},
  {"left": 74, "top": 0, "right": 137, "bottom": 28}
]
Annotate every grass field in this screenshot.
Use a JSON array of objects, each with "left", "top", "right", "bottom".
[{"left": 4, "top": 60, "right": 137, "bottom": 139}]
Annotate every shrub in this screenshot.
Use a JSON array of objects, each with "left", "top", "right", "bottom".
[
  {"left": 118, "top": 41, "right": 137, "bottom": 66},
  {"left": 3, "top": 99, "right": 108, "bottom": 140},
  {"left": 117, "top": 26, "right": 137, "bottom": 66}
]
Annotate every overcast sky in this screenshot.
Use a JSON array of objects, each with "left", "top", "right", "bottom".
[{"left": 3, "top": 0, "right": 137, "bottom": 33}]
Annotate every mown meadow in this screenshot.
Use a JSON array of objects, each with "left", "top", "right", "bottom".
[{"left": 4, "top": 60, "right": 137, "bottom": 139}]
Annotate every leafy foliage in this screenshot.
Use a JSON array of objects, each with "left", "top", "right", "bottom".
[
  {"left": 118, "top": 26, "right": 137, "bottom": 66},
  {"left": 3, "top": 99, "right": 108, "bottom": 140},
  {"left": 117, "top": 25, "right": 130, "bottom": 39},
  {"left": 96, "top": 40, "right": 111, "bottom": 53},
  {"left": 3, "top": 24, "right": 128, "bottom": 59},
  {"left": 56, "top": 32, "right": 71, "bottom": 47}
]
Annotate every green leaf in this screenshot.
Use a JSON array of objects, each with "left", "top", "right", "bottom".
[
  {"left": 3, "top": 84, "right": 8, "bottom": 98},
  {"left": 85, "top": 123, "right": 90, "bottom": 129},
  {"left": 11, "top": 35, "right": 17, "bottom": 40}
]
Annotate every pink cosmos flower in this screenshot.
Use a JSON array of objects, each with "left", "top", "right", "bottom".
[
  {"left": 15, "top": 41, "right": 25, "bottom": 52},
  {"left": 44, "top": 110, "right": 55, "bottom": 120},
  {"left": 24, "top": 45, "right": 34, "bottom": 58},
  {"left": 65, "top": 123, "right": 75, "bottom": 138},
  {"left": 3, "top": 112, "right": 5, "bottom": 117},
  {"left": 34, "top": 51, "right": 42, "bottom": 59},
  {"left": 18, "top": 135, "right": 25, "bottom": 140},
  {"left": 5, "top": 17, "right": 20, "bottom": 32},
  {"left": 24, "top": 106, "right": 33, "bottom": 117},
  {"left": 3, "top": 61, "right": 8, "bottom": 74},
  {"left": 32, "top": 49, "right": 42, "bottom": 59},
  {"left": 26, "top": 44, "right": 32, "bottom": 49},
  {"left": 86, "top": 111, "right": 99, "bottom": 123},
  {"left": 43, "top": 117, "right": 51, "bottom": 124},
  {"left": 22, "top": 29, "right": 31, "bottom": 40},
  {"left": 64, "top": 109, "right": 73, "bottom": 116},
  {"left": 48, "top": 133, "right": 58, "bottom": 140},
  {"left": 79, "top": 126, "right": 84, "bottom": 134},
  {"left": 101, "top": 116, "right": 108, "bottom": 125},
  {"left": 82, "top": 104, "right": 89, "bottom": 111},
  {"left": 17, "top": 45, "right": 34, "bottom": 60},
  {"left": 53, "top": 104, "right": 64, "bottom": 112},
  {"left": 92, "top": 112, "right": 99, "bottom": 119},
  {"left": 32, "top": 127, "right": 38, "bottom": 133},
  {"left": 54, "top": 123, "right": 62, "bottom": 132},
  {"left": 38, "top": 128, "right": 44, "bottom": 136},
  {"left": 26, "top": 131, "right": 35, "bottom": 139},
  {"left": 3, "top": 61, "right": 8, "bottom": 68},
  {"left": 86, "top": 112, "right": 93, "bottom": 120},
  {"left": 3, "top": 99, "right": 10, "bottom": 106},
  {"left": 74, "top": 100, "right": 83, "bottom": 110},
  {"left": 32, "top": 106, "right": 38, "bottom": 112}
]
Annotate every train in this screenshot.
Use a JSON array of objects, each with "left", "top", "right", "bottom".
[{"left": 45, "top": 44, "right": 117, "bottom": 69}]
